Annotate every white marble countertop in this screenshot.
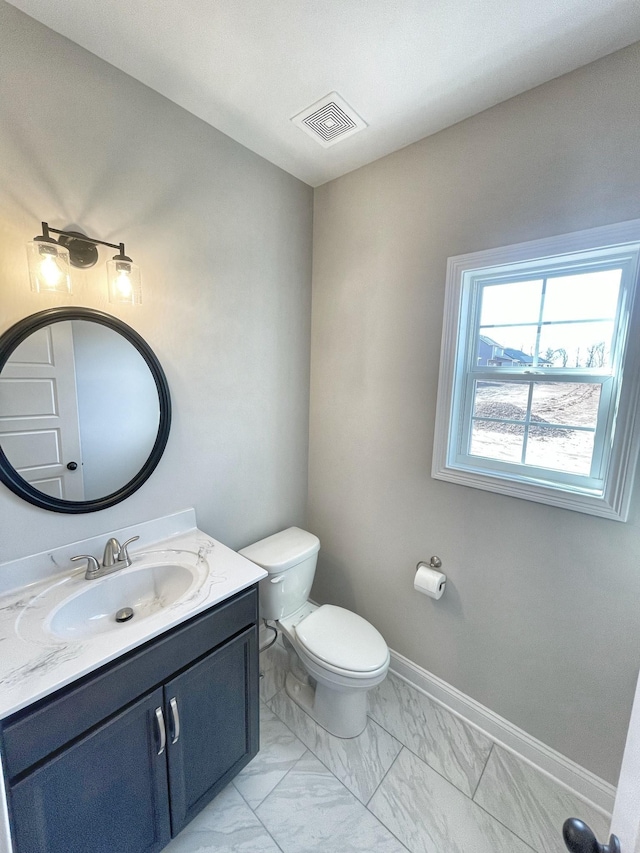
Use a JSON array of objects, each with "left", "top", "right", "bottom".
[{"left": 0, "top": 510, "right": 266, "bottom": 721}]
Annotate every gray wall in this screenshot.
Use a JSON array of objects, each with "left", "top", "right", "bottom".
[
  {"left": 0, "top": 3, "right": 313, "bottom": 560},
  {"left": 309, "top": 42, "right": 640, "bottom": 784}
]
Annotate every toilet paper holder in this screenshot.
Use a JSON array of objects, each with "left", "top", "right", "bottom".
[{"left": 419, "top": 556, "right": 442, "bottom": 570}]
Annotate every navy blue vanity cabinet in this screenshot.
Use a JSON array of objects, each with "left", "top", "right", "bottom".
[
  {"left": 165, "top": 627, "right": 256, "bottom": 834},
  {"left": 9, "top": 688, "right": 171, "bottom": 853},
  {"left": 1, "top": 585, "right": 260, "bottom": 853}
]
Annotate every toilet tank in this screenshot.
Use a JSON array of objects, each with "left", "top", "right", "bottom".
[{"left": 238, "top": 527, "right": 320, "bottom": 620}]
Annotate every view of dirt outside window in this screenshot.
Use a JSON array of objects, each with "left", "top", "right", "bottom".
[{"left": 470, "top": 382, "right": 600, "bottom": 474}]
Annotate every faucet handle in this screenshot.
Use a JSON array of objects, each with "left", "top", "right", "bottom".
[
  {"left": 71, "top": 554, "right": 101, "bottom": 579},
  {"left": 118, "top": 536, "right": 140, "bottom": 566}
]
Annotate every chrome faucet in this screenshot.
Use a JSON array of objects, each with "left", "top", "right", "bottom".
[
  {"left": 102, "top": 538, "right": 120, "bottom": 568},
  {"left": 71, "top": 535, "right": 140, "bottom": 580}
]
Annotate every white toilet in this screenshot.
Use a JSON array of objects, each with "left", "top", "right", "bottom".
[{"left": 239, "top": 527, "right": 389, "bottom": 738}]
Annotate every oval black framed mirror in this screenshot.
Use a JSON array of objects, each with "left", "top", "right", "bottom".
[{"left": 0, "top": 307, "right": 171, "bottom": 513}]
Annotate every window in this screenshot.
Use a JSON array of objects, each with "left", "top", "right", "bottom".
[{"left": 432, "top": 220, "right": 640, "bottom": 520}]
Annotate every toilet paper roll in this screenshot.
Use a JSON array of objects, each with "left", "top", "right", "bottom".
[{"left": 414, "top": 564, "right": 447, "bottom": 599}]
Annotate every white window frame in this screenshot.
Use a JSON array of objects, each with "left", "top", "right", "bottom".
[{"left": 432, "top": 219, "right": 640, "bottom": 521}]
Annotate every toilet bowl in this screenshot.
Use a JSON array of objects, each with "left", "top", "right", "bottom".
[{"left": 239, "top": 528, "right": 389, "bottom": 738}]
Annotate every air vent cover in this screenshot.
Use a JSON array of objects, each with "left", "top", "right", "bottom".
[{"left": 291, "top": 92, "right": 367, "bottom": 148}]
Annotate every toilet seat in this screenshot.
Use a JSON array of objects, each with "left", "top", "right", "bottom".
[
  {"left": 294, "top": 604, "right": 389, "bottom": 677},
  {"left": 295, "top": 640, "right": 390, "bottom": 682}
]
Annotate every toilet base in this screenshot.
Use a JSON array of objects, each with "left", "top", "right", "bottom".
[{"left": 284, "top": 670, "right": 368, "bottom": 739}]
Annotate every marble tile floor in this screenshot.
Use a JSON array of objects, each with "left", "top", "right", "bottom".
[{"left": 165, "top": 643, "right": 611, "bottom": 853}]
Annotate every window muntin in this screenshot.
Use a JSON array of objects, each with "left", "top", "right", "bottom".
[
  {"left": 475, "top": 267, "right": 622, "bottom": 372},
  {"left": 469, "top": 380, "right": 602, "bottom": 477},
  {"left": 432, "top": 222, "right": 640, "bottom": 520}
]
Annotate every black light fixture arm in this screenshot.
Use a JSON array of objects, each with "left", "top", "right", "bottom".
[
  {"left": 40, "top": 222, "right": 127, "bottom": 256},
  {"left": 36, "top": 222, "right": 130, "bottom": 269}
]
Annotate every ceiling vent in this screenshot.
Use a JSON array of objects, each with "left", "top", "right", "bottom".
[{"left": 291, "top": 92, "right": 367, "bottom": 148}]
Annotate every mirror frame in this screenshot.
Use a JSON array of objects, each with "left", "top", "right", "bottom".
[{"left": 0, "top": 307, "right": 171, "bottom": 514}]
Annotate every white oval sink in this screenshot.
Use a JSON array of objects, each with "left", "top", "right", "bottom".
[{"left": 47, "top": 563, "right": 197, "bottom": 640}]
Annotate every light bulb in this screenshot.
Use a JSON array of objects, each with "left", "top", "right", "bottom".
[
  {"left": 26, "top": 241, "right": 72, "bottom": 293},
  {"left": 107, "top": 255, "right": 142, "bottom": 305},
  {"left": 115, "top": 268, "right": 133, "bottom": 299},
  {"left": 39, "top": 253, "right": 64, "bottom": 289}
]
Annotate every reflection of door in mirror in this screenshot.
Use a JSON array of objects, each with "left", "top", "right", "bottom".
[
  {"left": 0, "top": 320, "right": 161, "bottom": 503},
  {"left": 71, "top": 321, "right": 159, "bottom": 500},
  {"left": 0, "top": 324, "right": 85, "bottom": 500}
]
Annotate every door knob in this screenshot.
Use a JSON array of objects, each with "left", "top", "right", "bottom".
[
  {"left": 563, "top": 818, "right": 621, "bottom": 853},
  {"left": 66, "top": 461, "right": 78, "bottom": 470}
]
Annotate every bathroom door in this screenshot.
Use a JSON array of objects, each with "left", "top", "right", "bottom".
[
  {"left": 609, "top": 663, "right": 640, "bottom": 852},
  {"left": 0, "top": 322, "right": 84, "bottom": 500}
]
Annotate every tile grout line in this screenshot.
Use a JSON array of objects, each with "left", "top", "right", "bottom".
[
  {"left": 247, "top": 748, "right": 312, "bottom": 851},
  {"left": 368, "top": 680, "right": 496, "bottom": 786},
  {"left": 471, "top": 740, "right": 494, "bottom": 801},
  {"left": 269, "top": 692, "right": 382, "bottom": 804},
  {"left": 469, "top": 747, "right": 540, "bottom": 853},
  {"left": 256, "top": 722, "right": 411, "bottom": 851},
  {"left": 362, "top": 747, "right": 412, "bottom": 851},
  {"left": 250, "top": 804, "right": 288, "bottom": 853},
  {"left": 363, "top": 748, "right": 417, "bottom": 849},
  {"left": 248, "top": 792, "right": 289, "bottom": 853},
  {"left": 471, "top": 796, "right": 539, "bottom": 852},
  {"left": 237, "top": 696, "right": 308, "bottom": 813},
  {"left": 370, "top": 744, "right": 539, "bottom": 853},
  {"left": 368, "top": 710, "right": 491, "bottom": 802},
  {"left": 364, "top": 739, "right": 404, "bottom": 808}
]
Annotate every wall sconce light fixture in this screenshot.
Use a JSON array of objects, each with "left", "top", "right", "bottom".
[{"left": 27, "top": 222, "right": 142, "bottom": 305}]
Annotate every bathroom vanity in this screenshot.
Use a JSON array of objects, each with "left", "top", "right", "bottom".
[{"left": 0, "top": 510, "right": 267, "bottom": 853}]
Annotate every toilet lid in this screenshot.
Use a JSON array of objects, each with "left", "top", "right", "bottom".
[{"left": 295, "top": 605, "right": 388, "bottom": 673}]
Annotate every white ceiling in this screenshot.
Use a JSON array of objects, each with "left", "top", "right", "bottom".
[{"left": 7, "top": 0, "right": 640, "bottom": 186}]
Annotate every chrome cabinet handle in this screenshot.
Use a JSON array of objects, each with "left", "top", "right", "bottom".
[
  {"left": 155, "top": 707, "right": 166, "bottom": 755},
  {"left": 169, "top": 697, "right": 180, "bottom": 744}
]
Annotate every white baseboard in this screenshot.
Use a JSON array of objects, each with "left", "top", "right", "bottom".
[{"left": 389, "top": 648, "right": 616, "bottom": 816}]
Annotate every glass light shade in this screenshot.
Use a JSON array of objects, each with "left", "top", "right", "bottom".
[
  {"left": 107, "top": 257, "right": 142, "bottom": 305},
  {"left": 27, "top": 240, "right": 72, "bottom": 293}
]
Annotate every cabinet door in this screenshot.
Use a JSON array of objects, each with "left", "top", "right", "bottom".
[
  {"left": 9, "top": 688, "right": 171, "bottom": 853},
  {"left": 165, "top": 625, "right": 259, "bottom": 834}
]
